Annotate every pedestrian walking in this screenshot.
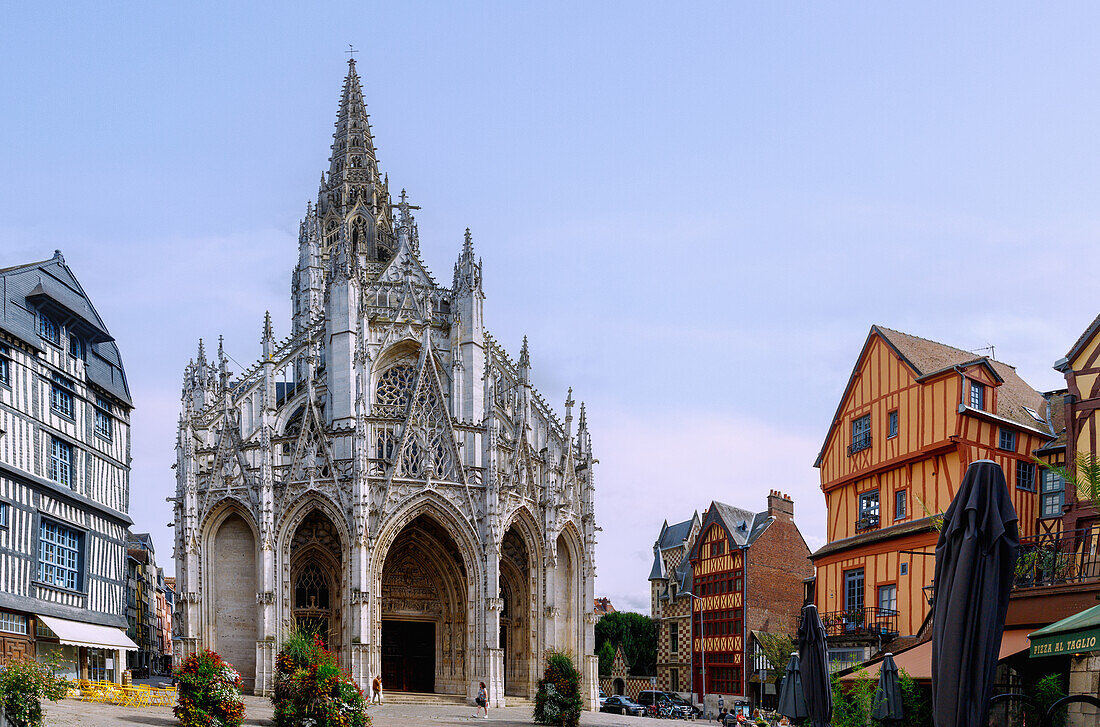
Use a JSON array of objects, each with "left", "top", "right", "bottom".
[
  {"left": 371, "top": 675, "right": 383, "bottom": 705},
  {"left": 476, "top": 681, "right": 489, "bottom": 718}
]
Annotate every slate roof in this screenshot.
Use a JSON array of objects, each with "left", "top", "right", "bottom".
[
  {"left": 712, "top": 501, "right": 774, "bottom": 547},
  {"left": 0, "top": 252, "right": 131, "bottom": 405},
  {"left": 687, "top": 500, "right": 775, "bottom": 563},
  {"left": 875, "top": 326, "right": 1050, "bottom": 434},
  {"left": 1057, "top": 312, "right": 1100, "bottom": 370},
  {"left": 648, "top": 516, "right": 695, "bottom": 581}
]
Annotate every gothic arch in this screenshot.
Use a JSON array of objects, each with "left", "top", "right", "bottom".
[
  {"left": 277, "top": 492, "right": 350, "bottom": 558},
  {"left": 498, "top": 507, "right": 541, "bottom": 697},
  {"left": 554, "top": 522, "right": 583, "bottom": 659},
  {"left": 500, "top": 506, "right": 543, "bottom": 566},
  {"left": 276, "top": 494, "right": 351, "bottom": 656},
  {"left": 372, "top": 492, "right": 482, "bottom": 585},
  {"left": 201, "top": 502, "right": 260, "bottom": 690},
  {"left": 200, "top": 497, "right": 259, "bottom": 544},
  {"left": 373, "top": 493, "right": 481, "bottom": 695}
]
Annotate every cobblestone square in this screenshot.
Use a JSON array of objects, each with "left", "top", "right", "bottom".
[{"left": 44, "top": 696, "right": 657, "bottom": 727}]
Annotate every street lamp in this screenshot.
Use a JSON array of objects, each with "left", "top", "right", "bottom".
[{"left": 685, "top": 592, "right": 706, "bottom": 716}]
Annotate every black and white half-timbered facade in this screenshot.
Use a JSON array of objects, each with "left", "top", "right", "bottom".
[
  {"left": 172, "top": 59, "right": 599, "bottom": 706},
  {"left": 0, "top": 252, "right": 136, "bottom": 681}
]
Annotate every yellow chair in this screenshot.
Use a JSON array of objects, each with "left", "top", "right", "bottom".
[{"left": 134, "top": 685, "right": 153, "bottom": 706}]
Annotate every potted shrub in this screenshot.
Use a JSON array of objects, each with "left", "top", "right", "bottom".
[
  {"left": 174, "top": 649, "right": 245, "bottom": 727},
  {"left": 534, "top": 651, "right": 583, "bottom": 727},
  {"left": 271, "top": 630, "right": 369, "bottom": 727}
]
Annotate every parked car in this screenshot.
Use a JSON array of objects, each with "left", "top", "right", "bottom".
[
  {"left": 663, "top": 692, "right": 699, "bottom": 719},
  {"left": 638, "top": 690, "right": 689, "bottom": 718},
  {"left": 599, "top": 688, "right": 608, "bottom": 707},
  {"left": 601, "top": 695, "right": 646, "bottom": 716}
]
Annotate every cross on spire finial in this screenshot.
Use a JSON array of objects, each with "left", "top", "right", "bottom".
[{"left": 346, "top": 44, "right": 357, "bottom": 61}]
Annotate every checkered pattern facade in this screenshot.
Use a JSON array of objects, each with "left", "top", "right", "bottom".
[{"left": 650, "top": 515, "right": 701, "bottom": 695}]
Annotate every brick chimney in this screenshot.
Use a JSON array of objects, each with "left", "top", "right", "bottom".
[{"left": 767, "top": 489, "right": 794, "bottom": 522}]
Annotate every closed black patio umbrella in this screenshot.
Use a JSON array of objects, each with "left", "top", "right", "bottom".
[
  {"left": 931, "top": 459, "right": 1019, "bottom": 727},
  {"left": 872, "top": 652, "right": 903, "bottom": 723},
  {"left": 776, "top": 652, "right": 808, "bottom": 721},
  {"left": 797, "top": 603, "right": 832, "bottom": 727}
]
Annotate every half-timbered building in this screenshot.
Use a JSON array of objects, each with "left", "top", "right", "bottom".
[
  {"left": 811, "top": 325, "right": 1060, "bottom": 664},
  {"left": 0, "top": 252, "right": 136, "bottom": 681}
]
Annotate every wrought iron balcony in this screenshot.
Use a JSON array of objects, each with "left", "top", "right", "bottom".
[
  {"left": 855, "top": 513, "right": 880, "bottom": 533},
  {"left": 847, "top": 434, "right": 872, "bottom": 456},
  {"left": 821, "top": 607, "right": 899, "bottom": 639},
  {"left": 1013, "top": 524, "right": 1100, "bottom": 590}
]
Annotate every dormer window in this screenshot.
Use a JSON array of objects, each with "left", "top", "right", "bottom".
[{"left": 969, "top": 381, "right": 984, "bottom": 410}]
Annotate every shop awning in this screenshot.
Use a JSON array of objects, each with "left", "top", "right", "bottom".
[
  {"left": 1029, "top": 604, "right": 1100, "bottom": 658},
  {"left": 843, "top": 629, "right": 1032, "bottom": 682},
  {"left": 37, "top": 615, "right": 139, "bottom": 651}
]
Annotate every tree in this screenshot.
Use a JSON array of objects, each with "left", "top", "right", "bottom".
[
  {"left": 594, "top": 611, "right": 657, "bottom": 676},
  {"left": 755, "top": 633, "right": 796, "bottom": 682},
  {"left": 597, "top": 641, "right": 615, "bottom": 676}
]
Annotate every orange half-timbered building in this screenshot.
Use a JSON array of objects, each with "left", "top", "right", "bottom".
[
  {"left": 685, "top": 495, "right": 811, "bottom": 709},
  {"left": 811, "top": 326, "right": 1060, "bottom": 663},
  {"left": 1056, "top": 313, "right": 1100, "bottom": 534}
]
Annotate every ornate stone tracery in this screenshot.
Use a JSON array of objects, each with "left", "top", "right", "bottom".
[{"left": 173, "top": 57, "right": 598, "bottom": 709}]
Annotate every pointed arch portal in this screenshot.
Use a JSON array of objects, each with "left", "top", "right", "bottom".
[
  {"left": 380, "top": 513, "right": 469, "bottom": 694},
  {"left": 289, "top": 510, "right": 343, "bottom": 653}
]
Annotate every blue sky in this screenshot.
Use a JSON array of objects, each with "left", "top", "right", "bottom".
[{"left": 2, "top": 3, "right": 1098, "bottom": 612}]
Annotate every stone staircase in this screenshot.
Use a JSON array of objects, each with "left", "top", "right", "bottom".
[
  {"left": 381, "top": 691, "right": 468, "bottom": 705},
  {"left": 380, "top": 691, "right": 536, "bottom": 708}
]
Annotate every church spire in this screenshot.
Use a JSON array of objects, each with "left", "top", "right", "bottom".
[{"left": 315, "top": 56, "right": 396, "bottom": 268}]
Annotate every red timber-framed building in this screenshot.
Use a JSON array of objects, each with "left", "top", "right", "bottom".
[
  {"left": 810, "top": 325, "right": 1065, "bottom": 667},
  {"left": 686, "top": 495, "right": 811, "bottom": 709}
]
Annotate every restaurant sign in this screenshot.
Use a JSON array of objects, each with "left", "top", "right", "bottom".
[{"left": 1029, "top": 627, "right": 1100, "bottom": 658}]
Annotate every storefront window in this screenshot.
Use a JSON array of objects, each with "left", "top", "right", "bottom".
[{"left": 87, "top": 648, "right": 115, "bottom": 682}]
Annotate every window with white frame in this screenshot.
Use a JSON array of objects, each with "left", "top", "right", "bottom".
[
  {"left": 38, "top": 520, "right": 82, "bottom": 591},
  {"left": 68, "top": 333, "right": 84, "bottom": 360},
  {"left": 50, "top": 437, "right": 73, "bottom": 488},
  {"left": 858, "top": 490, "right": 879, "bottom": 527},
  {"left": 39, "top": 314, "right": 60, "bottom": 345},
  {"left": 969, "top": 381, "right": 984, "bottom": 410},
  {"left": 878, "top": 584, "right": 897, "bottom": 613},
  {"left": 1041, "top": 469, "right": 1065, "bottom": 518},
  {"left": 888, "top": 410, "right": 899, "bottom": 439},
  {"left": 0, "top": 612, "right": 27, "bottom": 635},
  {"left": 94, "top": 397, "right": 112, "bottom": 440},
  {"left": 51, "top": 373, "right": 74, "bottom": 418},
  {"left": 999, "top": 428, "right": 1016, "bottom": 451}
]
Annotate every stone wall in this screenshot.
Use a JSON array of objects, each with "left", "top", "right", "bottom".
[{"left": 1067, "top": 653, "right": 1100, "bottom": 727}]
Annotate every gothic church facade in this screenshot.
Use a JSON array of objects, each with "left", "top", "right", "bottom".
[{"left": 172, "top": 60, "right": 598, "bottom": 706}]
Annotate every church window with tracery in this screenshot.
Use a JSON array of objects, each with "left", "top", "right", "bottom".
[
  {"left": 375, "top": 363, "right": 415, "bottom": 417},
  {"left": 295, "top": 564, "right": 330, "bottom": 610}
]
